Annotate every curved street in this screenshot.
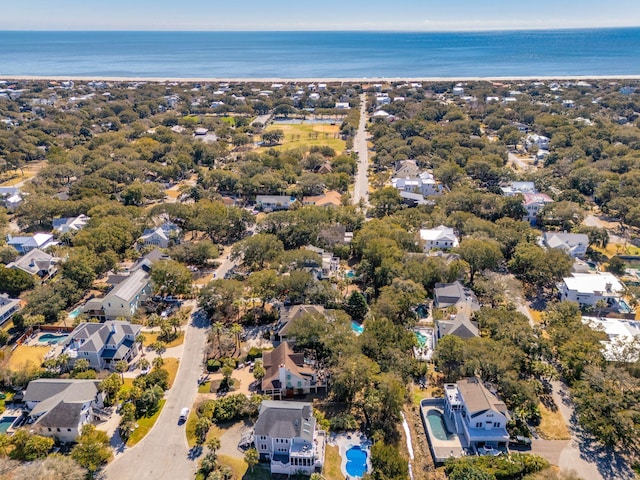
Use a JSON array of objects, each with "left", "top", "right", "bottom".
[
  {"left": 104, "top": 302, "right": 209, "bottom": 480},
  {"left": 352, "top": 93, "right": 370, "bottom": 206}
]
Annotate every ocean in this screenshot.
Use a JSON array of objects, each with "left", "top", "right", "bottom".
[{"left": 1, "top": 29, "right": 639, "bottom": 79}]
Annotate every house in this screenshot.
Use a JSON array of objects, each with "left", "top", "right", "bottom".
[
  {"left": 500, "top": 181, "right": 537, "bottom": 197},
  {"left": 582, "top": 316, "right": 640, "bottom": 362},
  {"left": 0, "top": 186, "right": 23, "bottom": 211},
  {"left": 433, "top": 282, "right": 480, "bottom": 344},
  {"left": 522, "top": 192, "right": 554, "bottom": 224},
  {"left": 82, "top": 268, "right": 151, "bottom": 320},
  {"left": 542, "top": 231, "right": 589, "bottom": 258},
  {"left": 443, "top": 378, "right": 510, "bottom": 451},
  {"left": 7, "top": 233, "right": 55, "bottom": 254},
  {"left": 334, "top": 102, "right": 350, "bottom": 109},
  {"left": 277, "top": 305, "right": 328, "bottom": 342},
  {"left": 561, "top": 272, "right": 627, "bottom": 310},
  {"left": 253, "top": 400, "right": 325, "bottom": 475},
  {"left": 139, "top": 222, "right": 182, "bottom": 249},
  {"left": 64, "top": 321, "right": 142, "bottom": 370},
  {"left": 0, "top": 293, "right": 21, "bottom": 326},
  {"left": 525, "top": 134, "right": 550, "bottom": 151},
  {"left": 394, "top": 160, "right": 421, "bottom": 178},
  {"left": 392, "top": 171, "right": 442, "bottom": 197},
  {"left": 256, "top": 195, "right": 297, "bottom": 212},
  {"left": 419, "top": 225, "right": 459, "bottom": 251},
  {"left": 52, "top": 214, "right": 90, "bottom": 234},
  {"left": 7, "top": 248, "right": 58, "bottom": 278},
  {"left": 435, "top": 314, "right": 480, "bottom": 344},
  {"left": 23, "top": 379, "right": 106, "bottom": 443},
  {"left": 302, "top": 190, "right": 342, "bottom": 207},
  {"left": 261, "top": 342, "right": 324, "bottom": 398},
  {"left": 434, "top": 281, "right": 478, "bottom": 310}
]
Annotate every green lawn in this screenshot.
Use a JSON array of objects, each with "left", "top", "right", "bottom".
[
  {"left": 198, "top": 381, "right": 211, "bottom": 393},
  {"left": 185, "top": 411, "right": 227, "bottom": 447},
  {"left": 142, "top": 331, "right": 184, "bottom": 349},
  {"left": 127, "top": 399, "right": 166, "bottom": 446},
  {"left": 218, "top": 455, "right": 272, "bottom": 480}
]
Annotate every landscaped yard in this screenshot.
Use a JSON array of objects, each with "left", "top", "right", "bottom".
[
  {"left": 257, "top": 123, "right": 345, "bottom": 153},
  {"left": 127, "top": 399, "right": 166, "bottom": 446},
  {"left": 202, "top": 455, "right": 270, "bottom": 480},
  {"left": 7, "top": 345, "right": 49, "bottom": 371},
  {"left": 143, "top": 332, "right": 184, "bottom": 349},
  {"left": 537, "top": 401, "right": 570, "bottom": 440},
  {"left": 185, "top": 411, "right": 227, "bottom": 447}
]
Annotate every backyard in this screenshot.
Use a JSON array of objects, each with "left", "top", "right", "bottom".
[{"left": 7, "top": 345, "right": 49, "bottom": 372}]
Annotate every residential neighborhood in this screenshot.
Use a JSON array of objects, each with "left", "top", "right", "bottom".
[{"left": 0, "top": 78, "right": 639, "bottom": 480}]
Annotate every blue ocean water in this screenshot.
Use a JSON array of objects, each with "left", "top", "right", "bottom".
[{"left": 0, "top": 29, "right": 639, "bottom": 78}]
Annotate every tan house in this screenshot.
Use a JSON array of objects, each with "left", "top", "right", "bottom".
[{"left": 261, "top": 342, "right": 324, "bottom": 398}]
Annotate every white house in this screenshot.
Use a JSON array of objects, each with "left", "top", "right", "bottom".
[
  {"left": 139, "top": 222, "right": 182, "bottom": 249},
  {"left": 256, "top": 195, "right": 297, "bottom": 211},
  {"left": 52, "top": 214, "right": 90, "bottom": 234},
  {"left": 522, "top": 192, "right": 554, "bottom": 224},
  {"left": 443, "top": 378, "right": 510, "bottom": 451},
  {"left": 561, "top": 272, "right": 625, "bottom": 309},
  {"left": 582, "top": 316, "right": 640, "bottom": 362},
  {"left": 261, "top": 342, "right": 325, "bottom": 398},
  {"left": 392, "top": 171, "right": 442, "bottom": 197},
  {"left": 0, "top": 186, "right": 23, "bottom": 211},
  {"left": 420, "top": 225, "right": 459, "bottom": 251},
  {"left": 7, "top": 233, "right": 55, "bottom": 254},
  {"left": 64, "top": 321, "right": 142, "bottom": 370},
  {"left": 525, "top": 134, "right": 550, "bottom": 151},
  {"left": 542, "top": 232, "right": 589, "bottom": 258},
  {"left": 24, "top": 379, "right": 106, "bottom": 443},
  {"left": 0, "top": 293, "right": 21, "bottom": 326},
  {"left": 254, "top": 401, "right": 325, "bottom": 475},
  {"left": 334, "top": 102, "right": 350, "bottom": 109},
  {"left": 500, "top": 181, "right": 537, "bottom": 197}
]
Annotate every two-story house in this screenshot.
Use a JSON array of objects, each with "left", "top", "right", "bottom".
[
  {"left": 83, "top": 268, "right": 151, "bottom": 320},
  {"left": 7, "top": 233, "right": 54, "bottom": 254},
  {"left": 7, "top": 248, "right": 58, "bottom": 278},
  {"left": 64, "top": 321, "right": 142, "bottom": 370},
  {"left": 561, "top": 272, "right": 625, "bottom": 309},
  {"left": 522, "top": 192, "right": 554, "bottom": 224},
  {"left": 253, "top": 401, "right": 325, "bottom": 475},
  {"left": 23, "top": 379, "right": 106, "bottom": 443},
  {"left": 419, "top": 225, "right": 459, "bottom": 252},
  {"left": 256, "top": 195, "right": 297, "bottom": 212},
  {"left": 0, "top": 293, "right": 21, "bottom": 326},
  {"left": 261, "top": 342, "right": 323, "bottom": 398},
  {"left": 139, "top": 222, "right": 182, "bottom": 249},
  {"left": 443, "top": 378, "right": 510, "bottom": 451}
]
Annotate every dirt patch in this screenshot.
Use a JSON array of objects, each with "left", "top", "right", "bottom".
[
  {"left": 538, "top": 401, "right": 571, "bottom": 440},
  {"left": 403, "top": 404, "right": 437, "bottom": 480}
]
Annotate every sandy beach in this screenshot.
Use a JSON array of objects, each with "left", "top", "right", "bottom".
[{"left": 2, "top": 75, "right": 640, "bottom": 83}]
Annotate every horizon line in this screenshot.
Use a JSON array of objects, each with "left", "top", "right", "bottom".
[{"left": 1, "top": 25, "right": 640, "bottom": 34}]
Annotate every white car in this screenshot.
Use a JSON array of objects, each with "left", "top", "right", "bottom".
[{"left": 179, "top": 407, "right": 189, "bottom": 422}]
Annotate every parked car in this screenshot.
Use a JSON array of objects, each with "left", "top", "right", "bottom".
[
  {"left": 509, "top": 436, "right": 532, "bottom": 448},
  {"left": 179, "top": 407, "right": 189, "bottom": 422}
]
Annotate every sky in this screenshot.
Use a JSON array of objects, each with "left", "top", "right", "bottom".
[{"left": 2, "top": 0, "right": 640, "bottom": 31}]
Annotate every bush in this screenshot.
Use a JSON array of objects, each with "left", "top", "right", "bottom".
[
  {"left": 207, "top": 359, "right": 221, "bottom": 372},
  {"left": 245, "top": 347, "right": 265, "bottom": 362},
  {"left": 329, "top": 413, "right": 358, "bottom": 432}
]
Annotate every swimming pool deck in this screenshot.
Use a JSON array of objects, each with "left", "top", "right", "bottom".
[
  {"left": 334, "top": 432, "right": 372, "bottom": 479},
  {"left": 419, "top": 399, "right": 465, "bottom": 463}
]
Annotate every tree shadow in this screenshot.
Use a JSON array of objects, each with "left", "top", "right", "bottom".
[{"left": 188, "top": 445, "right": 203, "bottom": 461}]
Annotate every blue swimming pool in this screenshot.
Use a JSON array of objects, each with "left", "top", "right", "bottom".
[
  {"left": 68, "top": 306, "right": 82, "bottom": 318},
  {"left": 345, "top": 445, "right": 368, "bottom": 478},
  {"left": 38, "top": 333, "right": 69, "bottom": 344},
  {"left": 0, "top": 416, "right": 17, "bottom": 434},
  {"left": 415, "top": 331, "right": 429, "bottom": 348},
  {"left": 426, "top": 409, "right": 454, "bottom": 441},
  {"left": 351, "top": 321, "right": 364, "bottom": 335},
  {"left": 618, "top": 299, "right": 633, "bottom": 313}
]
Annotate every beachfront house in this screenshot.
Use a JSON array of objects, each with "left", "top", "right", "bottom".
[
  {"left": 542, "top": 231, "right": 589, "bottom": 258},
  {"left": 0, "top": 293, "right": 21, "bottom": 326},
  {"left": 561, "top": 272, "right": 627, "bottom": 310},
  {"left": 419, "top": 225, "right": 459, "bottom": 252},
  {"left": 256, "top": 195, "right": 297, "bottom": 212},
  {"left": 261, "top": 342, "right": 324, "bottom": 398},
  {"left": 253, "top": 400, "right": 325, "bottom": 475},
  {"left": 64, "top": 321, "right": 142, "bottom": 370},
  {"left": 443, "top": 378, "right": 510, "bottom": 451},
  {"left": 23, "top": 379, "right": 106, "bottom": 443}
]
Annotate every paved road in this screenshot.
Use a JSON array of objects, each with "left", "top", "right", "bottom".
[
  {"left": 104, "top": 302, "right": 209, "bottom": 480},
  {"left": 352, "top": 93, "right": 370, "bottom": 206},
  {"left": 550, "top": 381, "right": 633, "bottom": 480},
  {"left": 250, "top": 113, "right": 272, "bottom": 126},
  {"left": 583, "top": 214, "right": 626, "bottom": 244}
]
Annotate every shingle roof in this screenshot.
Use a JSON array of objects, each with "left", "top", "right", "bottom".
[
  {"left": 261, "top": 342, "right": 312, "bottom": 391},
  {"left": 457, "top": 378, "right": 507, "bottom": 416},
  {"left": 254, "top": 401, "right": 315, "bottom": 440},
  {"left": 34, "top": 402, "right": 84, "bottom": 429},
  {"left": 25, "top": 379, "right": 100, "bottom": 418},
  {"left": 68, "top": 321, "right": 141, "bottom": 358},
  {"left": 278, "top": 305, "right": 326, "bottom": 337},
  {"left": 6, "top": 248, "right": 56, "bottom": 275}
]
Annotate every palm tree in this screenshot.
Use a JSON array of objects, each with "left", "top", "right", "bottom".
[
  {"left": 212, "top": 321, "right": 225, "bottom": 354},
  {"left": 229, "top": 323, "right": 243, "bottom": 353},
  {"left": 115, "top": 360, "right": 129, "bottom": 381},
  {"left": 244, "top": 448, "right": 259, "bottom": 473},
  {"left": 207, "top": 436, "right": 221, "bottom": 455},
  {"left": 57, "top": 353, "right": 70, "bottom": 374}
]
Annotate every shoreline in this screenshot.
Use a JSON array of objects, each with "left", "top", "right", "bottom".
[{"left": 2, "top": 74, "right": 640, "bottom": 83}]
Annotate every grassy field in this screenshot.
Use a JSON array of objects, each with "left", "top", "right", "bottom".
[
  {"left": 323, "top": 445, "right": 343, "bottom": 480},
  {"left": 257, "top": 123, "right": 345, "bottom": 153},
  {"left": 143, "top": 331, "right": 184, "bottom": 349},
  {"left": 0, "top": 160, "right": 46, "bottom": 186},
  {"left": 127, "top": 399, "right": 166, "bottom": 446},
  {"left": 198, "top": 381, "right": 211, "bottom": 393},
  {"left": 592, "top": 243, "right": 640, "bottom": 258},
  {"left": 7, "top": 345, "right": 49, "bottom": 371},
  {"left": 163, "top": 357, "right": 180, "bottom": 388},
  {"left": 537, "top": 401, "right": 571, "bottom": 440}
]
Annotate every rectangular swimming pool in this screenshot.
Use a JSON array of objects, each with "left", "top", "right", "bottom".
[{"left": 0, "top": 416, "right": 17, "bottom": 434}]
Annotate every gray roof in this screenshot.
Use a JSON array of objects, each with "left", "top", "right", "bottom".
[
  {"left": 543, "top": 232, "right": 589, "bottom": 249},
  {"left": 438, "top": 315, "right": 480, "bottom": 339},
  {"left": 105, "top": 268, "right": 149, "bottom": 303},
  {"left": 25, "top": 379, "right": 100, "bottom": 418},
  {"left": 457, "top": 378, "right": 507, "bottom": 417},
  {"left": 254, "top": 401, "right": 315, "bottom": 440},
  {"left": 278, "top": 305, "right": 326, "bottom": 337},
  {"left": 7, "top": 248, "right": 56, "bottom": 275},
  {"left": 68, "top": 321, "right": 141, "bottom": 357},
  {"left": 434, "top": 282, "right": 479, "bottom": 309},
  {"left": 34, "top": 402, "right": 84, "bottom": 429}
]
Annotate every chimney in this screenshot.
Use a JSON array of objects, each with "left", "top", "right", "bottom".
[
  {"left": 110, "top": 322, "right": 117, "bottom": 334},
  {"left": 605, "top": 282, "right": 612, "bottom": 293}
]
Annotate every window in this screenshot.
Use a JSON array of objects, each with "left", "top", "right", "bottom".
[
  {"left": 475, "top": 422, "right": 482, "bottom": 428},
  {"left": 494, "top": 423, "right": 500, "bottom": 428},
  {"left": 68, "top": 428, "right": 72, "bottom": 432},
  {"left": 48, "top": 428, "right": 52, "bottom": 432}
]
